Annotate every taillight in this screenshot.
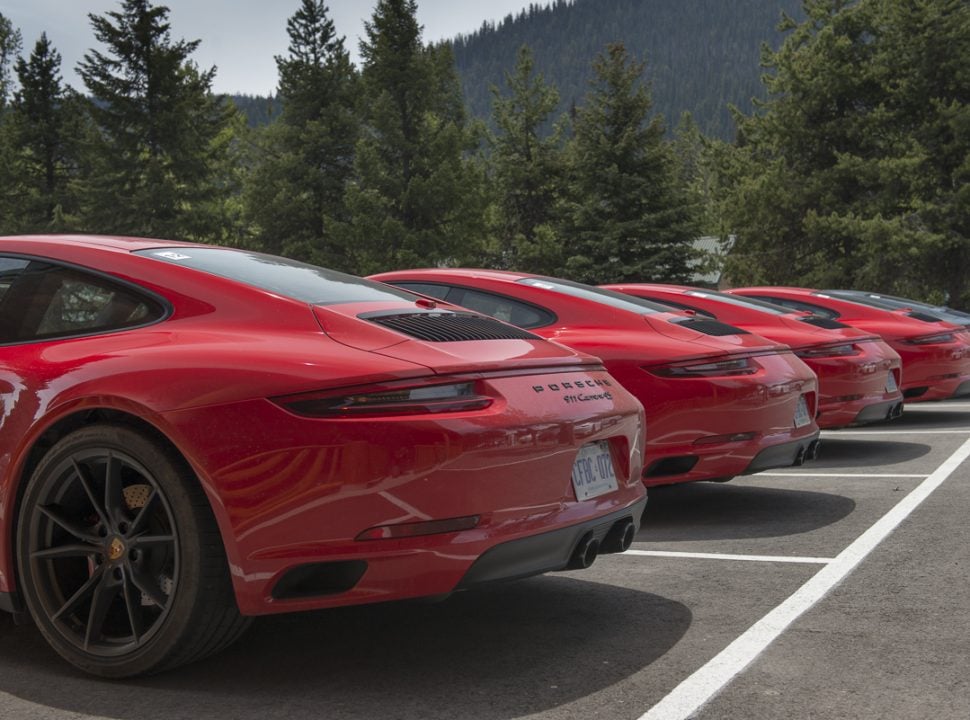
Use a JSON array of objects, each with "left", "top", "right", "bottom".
[
  {"left": 647, "top": 357, "right": 756, "bottom": 378},
  {"left": 275, "top": 380, "right": 493, "bottom": 417},
  {"left": 903, "top": 332, "right": 956, "bottom": 345},
  {"left": 795, "top": 343, "right": 860, "bottom": 358}
]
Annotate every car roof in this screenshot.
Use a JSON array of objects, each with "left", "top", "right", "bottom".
[{"left": 0, "top": 234, "right": 202, "bottom": 253}]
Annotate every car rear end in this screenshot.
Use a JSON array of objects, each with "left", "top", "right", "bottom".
[{"left": 610, "top": 341, "right": 819, "bottom": 485}]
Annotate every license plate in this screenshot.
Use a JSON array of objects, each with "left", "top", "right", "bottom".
[
  {"left": 886, "top": 372, "right": 898, "bottom": 393},
  {"left": 571, "top": 442, "right": 619, "bottom": 501},
  {"left": 793, "top": 395, "right": 812, "bottom": 428}
]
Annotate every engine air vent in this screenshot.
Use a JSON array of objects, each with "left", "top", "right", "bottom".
[
  {"left": 671, "top": 318, "right": 748, "bottom": 336},
  {"left": 907, "top": 311, "right": 943, "bottom": 323},
  {"left": 364, "top": 311, "right": 541, "bottom": 342},
  {"left": 800, "top": 316, "right": 851, "bottom": 330}
]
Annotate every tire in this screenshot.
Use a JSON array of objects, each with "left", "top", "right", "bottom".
[{"left": 16, "top": 424, "right": 251, "bottom": 677}]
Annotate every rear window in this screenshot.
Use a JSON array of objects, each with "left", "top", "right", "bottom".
[
  {"left": 517, "top": 277, "right": 671, "bottom": 315},
  {"left": 686, "top": 290, "right": 791, "bottom": 315},
  {"left": 137, "top": 247, "right": 418, "bottom": 305}
]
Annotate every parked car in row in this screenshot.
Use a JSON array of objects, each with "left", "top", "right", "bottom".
[
  {"left": 370, "top": 269, "right": 821, "bottom": 487},
  {"left": 603, "top": 284, "right": 904, "bottom": 428},
  {"left": 0, "top": 235, "right": 647, "bottom": 677},
  {"left": 821, "top": 289, "right": 970, "bottom": 330},
  {"left": 729, "top": 287, "right": 970, "bottom": 402}
]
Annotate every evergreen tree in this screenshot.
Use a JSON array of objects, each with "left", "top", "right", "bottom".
[
  {"left": 561, "top": 43, "right": 700, "bottom": 284},
  {"left": 486, "top": 44, "right": 565, "bottom": 273},
  {"left": 722, "top": 0, "right": 970, "bottom": 306},
  {"left": 0, "top": 12, "right": 22, "bottom": 232},
  {"left": 77, "top": 0, "right": 238, "bottom": 240},
  {"left": 343, "top": 0, "right": 487, "bottom": 274},
  {"left": 0, "top": 12, "right": 21, "bottom": 110},
  {"left": 6, "top": 34, "right": 83, "bottom": 231},
  {"left": 244, "top": 0, "right": 359, "bottom": 265}
]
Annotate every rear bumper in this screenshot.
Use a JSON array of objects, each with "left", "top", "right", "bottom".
[
  {"left": 742, "top": 432, "right": 822, "bottom": 475},
  {"left": 457, "top": 496, "right": 648, "bottom": 588},
  {"left": 849, "top": 398, "right": 905, "bottom": 425}
]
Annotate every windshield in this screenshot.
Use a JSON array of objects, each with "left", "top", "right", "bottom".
[{"left": 136, "top": 247, "right": 419, "bottom": 305}]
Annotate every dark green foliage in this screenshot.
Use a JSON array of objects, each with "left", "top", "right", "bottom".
[
  {"left": 77, "top": 0, "right": 238, "bottom": 240},
  {"left": 560, "top": 43, "right": 700, "bottom": 284},
  {"left": 0, "top": 11, "right": 23, "bottom": 228},
  {"left": 5, "top": 34, "right": 84, "bottom": 232},
  {"left": 721, "top": 0, "right": 970, "bottom": 307},
  {"left": 230, "top": 94, "right": 281, "bottom": 126},
  {"left": 244, "top": 0, "right": 359, "bottom": 265},
  {"left": 343, "top": 0, "right": 487, "bottom": 274},
  {"left": 485, "top": 45, "right": 565, "bottom": 273},
  {"left": 0, "top": 11, "right": 21, "bottom": 110},
  {"left": 452, "top": 0, "right": 804, "bottom": 141}
]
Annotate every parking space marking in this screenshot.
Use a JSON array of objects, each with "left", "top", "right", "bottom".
[
  {"left": 821, "top": 429, "right": 970, "bottom": 435},
  {"left": 623, "top": 550, "right": 833, "bottom": 564},
  {"left": 754, "top": 472, "right": 926, "bottom": 478},
  {"left": 638, "top": 435, "right": 970, "bottom": 720}
]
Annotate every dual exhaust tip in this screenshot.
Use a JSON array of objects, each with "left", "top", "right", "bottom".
[
  {"left": 793, "top": 438, "right": 822, "bottom": 467},
  {"left": 566, "top": 517, "right": 637, "bottom": 570}
]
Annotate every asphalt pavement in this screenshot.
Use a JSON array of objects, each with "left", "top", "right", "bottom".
[{"left": 2, "top": 401, "right": 968, "bottom": 719}]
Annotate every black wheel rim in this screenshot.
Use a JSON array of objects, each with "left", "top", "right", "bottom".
[{"left": 26, "top": 447, "right": 179, "bottom": 657}]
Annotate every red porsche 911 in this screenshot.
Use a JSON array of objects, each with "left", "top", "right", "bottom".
[
  {"left": 603, "top": 284, "right": 903, "bottom": 428},
  {"left": 368, "top": 269, "right": 821, "bottom": 488},
  {"left": 729, "top": 287, "right": 970, "bottom": 402},
  {"left": 0, "top": 236, "right": 647, "bottom": 677}
]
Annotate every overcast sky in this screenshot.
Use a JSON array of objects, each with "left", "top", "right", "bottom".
[{"left": 2, "top": 0, "right": 537, "bottom": 95}]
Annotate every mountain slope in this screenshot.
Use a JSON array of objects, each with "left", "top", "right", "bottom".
[{"left": 451, "top": 0, "right": 804, "bottom": 140}]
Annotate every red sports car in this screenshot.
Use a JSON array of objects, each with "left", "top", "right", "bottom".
[
  {"left": 729, "top": 287, "right": 970, "bottom": 402},
  {"left": 0, "top": 236, "right": 646, "bottom": 677},
  {"left": 604, "top": 284, "right": 903, "bottom": 428},
  {"left": 368, "top": 269, "right": 821, "bottom": 488}
]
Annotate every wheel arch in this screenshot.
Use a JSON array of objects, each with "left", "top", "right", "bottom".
[{"left": 2, "top": 407, "right": 237, "bottom": 609}]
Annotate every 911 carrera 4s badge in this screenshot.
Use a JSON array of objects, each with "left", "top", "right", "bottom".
[{"left": 571, "top": 441, "right": 619, "bottom": 501}]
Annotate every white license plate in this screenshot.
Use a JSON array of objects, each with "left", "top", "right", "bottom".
[
  {"left": 793, "top": 395, "right": 812, "bottom": 428},
  {"left": 571, "top": 441, "right": 619, "bottom": 501},
  {"left": 886, "top": 372, "right": 898, "bottom": 393}
]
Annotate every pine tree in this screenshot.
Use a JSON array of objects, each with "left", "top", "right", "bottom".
[
  {"left": 722, "top": 0, "right": 970, "bottom": 306},
  {"left": 561, "top": 43, "right": 700, "bottom": 284},
  {"left": 244, "top": 0, "right": 359, "bottom": 265},
  {"left": 487, "top": 44, "right": 565, "bottom": 273},
  {"left": 6, "top": 34, "right": 84, "bottom": 231},
  {"left": 0, "top": 12, "right": 20, "bottom": 110},
  {"left": 77, "top": 0, "right": 238, "bottom": 240},
  {"left": 0, "top": 12, "right": 22, "bottom": 233},
  {"left": 343, "top": 0, "right": 487, "bottom": 274}
]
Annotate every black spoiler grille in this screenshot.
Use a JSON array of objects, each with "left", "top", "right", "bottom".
[
  {"left": 671, "top": 318, "right": 748, "bottom": 336},
  {"left": 799, "top": 316, "right": 851, "bottom": 330},
  {"left": 364, "top": 311, "right": 541, "bottom": 342}
]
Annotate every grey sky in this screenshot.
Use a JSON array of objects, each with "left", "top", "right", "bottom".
[{"left": 2, "top": 0, "right": 537, "bottom": 95}]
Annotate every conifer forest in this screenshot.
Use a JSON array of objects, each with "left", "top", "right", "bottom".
[{"left": 1, "top": 0, "right": 968, "bottom": 305}]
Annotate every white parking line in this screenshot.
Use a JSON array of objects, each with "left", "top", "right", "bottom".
[
  {"left": 753, "top": 472, "right": 926, "bottom": 478},
  {"left": 638, "top": 435, "right": 970, "bottom": 720},
  {"left": 623, "top": 550, "right": 833, "bottom": 564},
  {"left": 822, "top": 429, "right": 970, "bottom": 435}
]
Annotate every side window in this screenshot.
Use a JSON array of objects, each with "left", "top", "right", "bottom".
[
  {"left": 450, "top": 288, "right": 556, "bottom": 329},
  {"left": 0, "top": 261, "right": 165, "bottom": 344},
  {"left": 0, "top": 258, "right": 29, "bottom": 302},
  {"left": 756, "top": 296, "right": 840, "bottom": 320}
]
